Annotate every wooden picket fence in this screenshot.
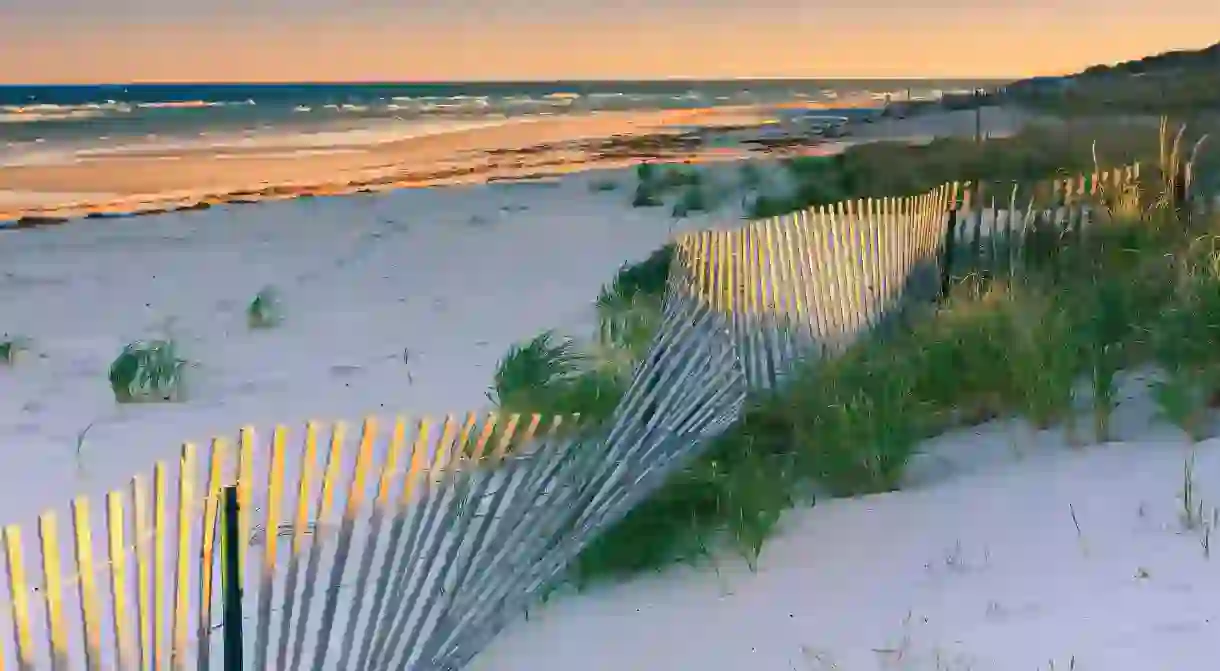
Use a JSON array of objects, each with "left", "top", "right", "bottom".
[
  {"left": 0, "top": 289, "right": 746, "bottom": 671},
  {"left": 668, "top": 162, "right": 1142, "bottom": 391},
  {"left": 671, "top": 184, "right": 953, "bottom": 388},
  {"left": 0, "top": 160, "right": 1148, "bottom": 671},
  {"left": 946, "top": 163, "right": 1143, "bottom": 284}
]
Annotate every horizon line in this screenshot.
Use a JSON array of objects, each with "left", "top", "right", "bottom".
[{"left": 0, "top": 75, "right": 1026, "bottom": 88}]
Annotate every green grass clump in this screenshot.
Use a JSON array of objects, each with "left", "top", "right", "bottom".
[
  {"left": 656, "top": 165, "right": 702, "bottom": 190},
  {"left": 247, "top": 286, "right": 283, "bottom": 329},
  {"left": 671, "top": 184, "right": 709, "bottom": 218},
  {"left": 782, "top": 343, "right": 929, "bottom": 495},
  {"left": 1006, "top": 297, "right": 1082, "bottom": 430},
  {"left": 108, "top": 339, "right": 187, "bottom": 403},
  {"left": 572, "top": 406, "right": 799, "bottom": 580},
  {"left": 633, "top": 162, "right": 707, "bottom": 209},
  {"left": 738, "top": 162, "right": 763, "bottom": 191},
  {"left": 635, "top": 162, "right": 657, "bottom": 184},
  {"left": 487, "top": 330, "right": 625, "bottom": 421},
  {"left": 746, "top": 194, "right": 797, "bottom": 219},
  {"left": 631, "top": 162, "right": 664, "bottom": 208},
  {"left": 595, "top": 244, "right": 674, "bottom": 314},
  {"left": 490, "top": 246, "right": 675, "bottom": 427},
  {"left": 631, "top": 183, "right": 663, "bottom": 208},
  {"left": 1149, "top": 264, "right": 1220, "bottom": 440},
  {"left": 0, "top": 335, "right": 28, "bottom": 365}
]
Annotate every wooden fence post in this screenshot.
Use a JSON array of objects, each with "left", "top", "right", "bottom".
[
  {"left": 940, "top": 205, "right": 958, "bottom": 301},
  {"left": 220, "top": 486, "right": 243, "bottom": 671}
]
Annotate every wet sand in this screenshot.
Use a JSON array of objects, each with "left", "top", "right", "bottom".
[
  {"left": 0, "top": 107, "right": 773, "bottom": 221},
  {"left": 0, "top": 104, "right": 1031, "bottom": 223}
]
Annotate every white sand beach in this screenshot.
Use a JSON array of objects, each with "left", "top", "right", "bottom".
[
  {"left": 0, "top": 168, "right": 721, "bottom": 537},
  {"left": 0, "top": 163, "right": 745, "bottom": 668},
  {"left": 7, "top": 103, "right": 1197, "bottom": 671},
  {"left": 473, "top": 378, "right": 1220, "bottom": 670}
]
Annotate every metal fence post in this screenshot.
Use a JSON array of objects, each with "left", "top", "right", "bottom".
[{"left": 220, "top": 485, "right": 243, "bottom": 671}]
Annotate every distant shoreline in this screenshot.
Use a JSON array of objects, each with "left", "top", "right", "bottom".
[
  {"left": 0, "top": 103, "right": 1031, "bottom": 226},
  {"left": 0, "top": 105, "right": 804, "bottom": 224}
]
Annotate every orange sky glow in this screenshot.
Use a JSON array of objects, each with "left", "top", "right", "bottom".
[{"left": 1, "top": 2, "right": 1216, "bottom": 83}]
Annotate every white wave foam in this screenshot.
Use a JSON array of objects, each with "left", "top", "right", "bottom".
[
  {"left": 134, "top": 100, "right": 228, "bottom": 109},
  {"left": 0, "top": 101, "right": 132, "bottom": 123},
  {"left": 63, "top": 117, "right": 530, "bottom": 162},
  {"left": 0, "top": 98, "right": 246, "bottom": 123}
]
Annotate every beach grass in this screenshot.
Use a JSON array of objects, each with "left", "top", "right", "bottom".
[
  {"left": 0, "top": 335, "right": 28, "bottom": 365},
  {"left": 743, "top": 119, "right": 1214, "bottom": 220},
  {"left": 247, "top": 285, "right": 284, "bottom": 329},
  {"left": 1005, "top": 68, "right": 1220, "bottom": 118},
  {"left": 108, "top": 338, "right": 188, "bottom": 403},
  {"left": 489, "top": 245, "right": 674, "bottom": 423},
  {"left": 487, "top": 117, "right": 1220, "bottom": 586}
]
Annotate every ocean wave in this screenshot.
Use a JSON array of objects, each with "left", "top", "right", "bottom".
[
  {"left": 0, "top": 101, "right": 132, "bottom": 123},
  {"left": 0, "top": 99, "right": 253, "bottom": 124},
  {"left": 0, "top": 110, "right": 107, "bottom": 123},
  {"left": 134, "top": 100, "right": 235, "bottom": 109},
  {"left": 59, "top": 117, "right": 529, "bottom": 162},
  {"left": 0, "top": 88, "right": 831, "bottom": 128}
]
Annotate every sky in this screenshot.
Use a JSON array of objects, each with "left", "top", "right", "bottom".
[{"left": 0, "top": 0, "right": 1216, "bottom": 83}]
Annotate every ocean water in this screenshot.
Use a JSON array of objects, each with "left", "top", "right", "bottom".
[{"left": 0, "top": 80, "right": 997, "bottom": 167}]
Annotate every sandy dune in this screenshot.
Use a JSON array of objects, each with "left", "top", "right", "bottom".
[{"left": 473, "top": 374, "right": 1220, "bottom": 671}]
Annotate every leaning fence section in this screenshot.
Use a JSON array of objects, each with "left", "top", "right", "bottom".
[
  {"left": 670, "top": 184, "right": 953, "bottom": 390},
  {"left": 0, "top": 288, "right": 743, "bottom": 671}
]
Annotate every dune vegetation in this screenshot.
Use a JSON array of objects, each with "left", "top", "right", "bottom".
[
  {"left": 490, "top": 118, "right": 1218, "bottom": 587},
  {"left": 1001, "top": 41, "right": 1220, "bottom": 116}
]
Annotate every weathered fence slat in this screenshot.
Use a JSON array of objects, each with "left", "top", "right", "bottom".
[
  {"left": 70, "top": 499, "right": 101, "bottom": 671},
  {"left": 170, "top": 444, "right": 195, "bottom": 670}
]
